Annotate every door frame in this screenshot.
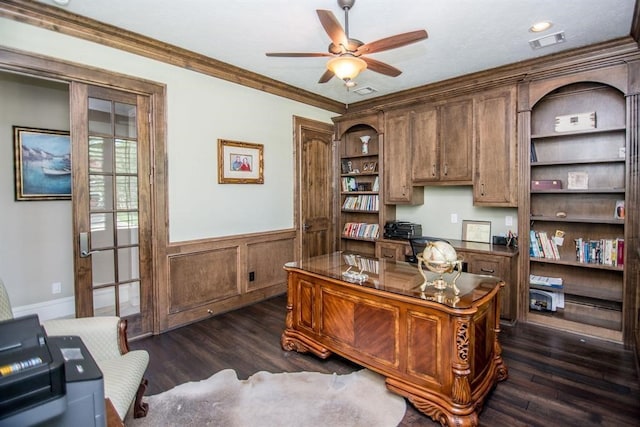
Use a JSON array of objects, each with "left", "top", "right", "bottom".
[
  {"left": 293, "top": 116, "right": 338, "bottom": 261},
  {"left": 0, "top": 46, "right": 168, "bottom": 335}
]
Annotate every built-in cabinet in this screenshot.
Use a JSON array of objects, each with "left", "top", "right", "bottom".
[
  {"left": 381, "top": 87, "right": 516, "bottom": 206},
  {"left": 519, "top": 66, "right": 638, "bottom": 345},
  {"left": 383, "top": 108, "right": 424, "bottom": 204},
  {"left": 334, "top": 112, "right": 394, "bottom": 257},
  {"left": 474, "top": 87, "right": 518, "bottom": 206}
]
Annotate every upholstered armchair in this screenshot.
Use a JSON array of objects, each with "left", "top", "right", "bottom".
[{"left": 0, "top": 278, "right": 149, "bottom": 422}]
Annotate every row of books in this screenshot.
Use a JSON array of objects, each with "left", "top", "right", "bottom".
[
  {"left": 529, "top": 274, "right": 563, "bottom": 289},
  {"left": 529, "top": 230, "right": 560, "bottom": 260},
  {"left": 342, "top": 195, "right": 379, "bottom": 211},
  {"left": 343, "top": 254, "right": 380, "bottom": 274},
  {"left": 342, "top": 222, "right": 379, "bottom": 240},
  {"left": 575, "top": 237, "right": 624, "bottom": 267},
  {"left": 341, "top": 177, "right": 358, "bottom": 192},
  {"left": 341, "top": 176, "right": 380, "bottom": 192}
]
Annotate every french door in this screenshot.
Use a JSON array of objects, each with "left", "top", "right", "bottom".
[{"left": 70, "top": 82, "right": 153, "bottom": 337}]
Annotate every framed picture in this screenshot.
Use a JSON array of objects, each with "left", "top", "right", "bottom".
[
  {"left": 218, "top": 139, "right": 264, "bottom": 184},
  {"left": 462, "top": 220, "right": 492, "bottom": 243},
  {"left": 13, "top": 126, "right": 71, "bottom": 201}
]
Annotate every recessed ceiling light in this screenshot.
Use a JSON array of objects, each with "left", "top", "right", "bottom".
[
  {"left": 53, "top": 0, "right": 70, "bottom": 5},
  {"left": 530, "top": 21, "right": 553, "bottom": 32}
]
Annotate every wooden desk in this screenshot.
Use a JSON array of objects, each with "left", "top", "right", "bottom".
[{"left": 282, "top": 252, "right": 507, "bottom": 427}]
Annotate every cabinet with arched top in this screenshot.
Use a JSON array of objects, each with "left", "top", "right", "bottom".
[
  {"left": 518, "top": 64, "right": 639, "bottom": 346},
  {"left": 333, "top": 111, "right": 394, "bottom": 257}
]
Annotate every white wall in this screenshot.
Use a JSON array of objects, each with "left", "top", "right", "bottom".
[
  {"left": 0, "top": 17, "right": 334, "bottom": 311},
  {"left": 0, "top": 17, "right": 335, "bottom": 243},
  {"left": 0, "top": 73, "right": 74, "bottom": 307},
  {"left": 396, "top": 186, "right": 518, "bottom": 240}
]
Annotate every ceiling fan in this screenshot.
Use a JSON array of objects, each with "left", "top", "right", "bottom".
[{"left": 266, "top": 0, "right": 428, "bottom": 86}]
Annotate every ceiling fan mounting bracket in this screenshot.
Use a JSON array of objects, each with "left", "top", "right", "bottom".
[
  {"left": 337, "top": 0, "right": 355, "bottom": 11},
  {"left": 328, "top": 39, "right": 364, "bottom": 55}
]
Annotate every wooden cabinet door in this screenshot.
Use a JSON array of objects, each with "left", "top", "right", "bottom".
[
  {"left": 411, "top": 105, "right": 438, "bottom": 182},
  {"left": 474, "top": 87, "right": 517, "bottom": 206},
  {"left": 462, "top": 251, "right": 515, "bottom": 320},
  {"left": 439, "top": 99, "right": 473, "bottom": 182},
  {"left": 385, "top": 109, "right": 422, "bottom": 204}
]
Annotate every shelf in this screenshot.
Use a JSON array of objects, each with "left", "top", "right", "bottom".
[
  {"left": 530, "top": 257, "right": 624, "bottom": 271},
  {"left": 342, "top": 209, "right": 379, "bottom": 213},
  {"left": 341, "top": 235, "right": 377, "bottom": 242},
  {"left": 531, "top": 126, "right": 626, "bottom": 140},
  {"left": 531, "top": 188, "right": 625, "bottom": 194},
  {"left": 342, "top": 153, "right": 378, "bottom": 159},
  {"left": 527, "top": 311, "right": 622, "bottom": 342},
  {"left": 342, "top": 172, "right": 378, "bottom": 177},
  {"left": 341, "top": 191, "right": 378, "bottom": 195},
  {"left": 531, "top": 158, "right": 625, "bottom": 167},
  {"left": 530, "top": 215, "right": 624, "bottom": 225}
]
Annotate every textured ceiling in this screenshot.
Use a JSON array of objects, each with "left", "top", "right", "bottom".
[{"left": 37, "top": 0, "right": 636, "bottom": 104}]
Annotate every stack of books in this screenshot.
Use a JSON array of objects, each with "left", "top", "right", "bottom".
[{"left": 529, "top": 230, "right": 560, "bottom": 259}]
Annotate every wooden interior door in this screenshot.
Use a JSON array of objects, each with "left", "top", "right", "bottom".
[
  {"left": 295, "top": 117, "right": 336, "bottom": 259},
  {"left": 70, "top": 82, "right": 153, "bottom": 337}
]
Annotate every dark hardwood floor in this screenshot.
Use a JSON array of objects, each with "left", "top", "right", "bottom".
[{"left": 129, "top": 294, "right": 640, "bottom": 426}]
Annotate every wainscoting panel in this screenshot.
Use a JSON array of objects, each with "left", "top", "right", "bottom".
[
  {"left": 169, "top": 247, "right": 239, "bottom": 314},
  {"left": 163, "top": 230, "right": 296, "bottom": 331},
  {"left": 247, "top": 238, "right": 294, "bottom": 292}
]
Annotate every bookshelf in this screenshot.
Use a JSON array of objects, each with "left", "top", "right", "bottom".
[
  {"left": 526, "top": 82, "right": 627, "bottom": 342},
  {"left": 339, "top": 126, "right": 389, "bottom": 256}
]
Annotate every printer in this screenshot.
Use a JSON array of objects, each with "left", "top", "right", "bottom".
[{"left": 0, "top": 315, "right": 105, "bottom": 427}]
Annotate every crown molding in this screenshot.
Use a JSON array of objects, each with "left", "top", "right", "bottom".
[{"left": 0, "top": 0, "right": 346, "bottom": 114}]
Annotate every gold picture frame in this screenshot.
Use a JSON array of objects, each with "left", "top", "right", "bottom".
[
  {"left": 13, "top": 126, "right": 71, "bottom": 201},
  {"left": 462, "top": 220, "right": 492, "bottom": 243},
  {"left": 218, "top": 139, "right": 264, "bottom": 184}
]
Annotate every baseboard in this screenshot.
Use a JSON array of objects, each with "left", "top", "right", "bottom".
[{"left": 12, "top": 296, "right": 75, "bottom": 321}]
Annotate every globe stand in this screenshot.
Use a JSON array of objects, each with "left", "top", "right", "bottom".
[{"left": 417, "top": 257, "right": 463, "bottom": 296}]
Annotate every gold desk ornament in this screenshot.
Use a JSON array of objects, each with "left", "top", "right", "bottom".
[{"left": 416, "top": 241, "right": 463, "bottom": 296}]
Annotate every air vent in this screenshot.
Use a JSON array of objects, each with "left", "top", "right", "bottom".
[
  {"left": 353, "top": 86, "right": 377, "bottom": 96},
  {"left": 529, "top": 31, "right": 566, "bottom": 49}
]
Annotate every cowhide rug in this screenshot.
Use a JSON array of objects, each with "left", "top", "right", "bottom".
[{"left": 126, "top": 369, "right": 406, "bottom": 427}]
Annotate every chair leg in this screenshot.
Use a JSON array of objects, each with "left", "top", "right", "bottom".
[{"left": 133, "top": 378, "right": 149, "bottom": 418}]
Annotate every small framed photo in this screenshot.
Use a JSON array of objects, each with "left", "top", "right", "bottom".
[
  {"left": 462, "top": 220, "right": 492, "bottom": 243},
  {"left": 614, "top": 200, "right": 625, "bottom": 219},
  {"left": 341, "top": 159, "right": 352, "bottom": 174},
  {"left": 13, "top": 126, "right": 71, "bottom": 201},
  {"left": 567, "top": 171, "right": 588, "bottom": 190},
  {"left": 218, "top": 139, "right": 264, "bottom": 184},
  {"left": 367, "top": 161, "right": 377, "bottom": 172}
]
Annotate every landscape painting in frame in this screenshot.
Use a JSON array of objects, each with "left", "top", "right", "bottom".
[
  {"left": 218, "top": 139, "right": 264, "bottom": 184},
  {"left": 14, "top": 126, "right": 71, "bottom": 201}
]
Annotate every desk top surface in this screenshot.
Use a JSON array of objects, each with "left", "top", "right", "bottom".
[{"left": 285, "top": 252, "right": 502, "bottom": 310}]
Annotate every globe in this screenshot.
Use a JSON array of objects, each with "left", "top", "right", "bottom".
[{"left": 416, "top": 241, "right": 462, "bottom": 294}]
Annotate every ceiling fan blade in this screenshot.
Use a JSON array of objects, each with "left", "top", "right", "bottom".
[
  {"left": 318, "top": 69, "right": 335, "bottom": 84},
  {"left": 316, "top": 10, "right": 348, "bottom": 49},
  {"left": 356, "top": 30, "right": 428, "bottom": 55},
  {"left": 266, "top": 52, "right": 332, "bottom": 57},
  {"left": 361, "top": 57, "right": 402, "bottom": 77}
]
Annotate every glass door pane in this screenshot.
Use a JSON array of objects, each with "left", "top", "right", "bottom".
[{"left": 88, "top": 96, "right": 141, "bottom": 317}]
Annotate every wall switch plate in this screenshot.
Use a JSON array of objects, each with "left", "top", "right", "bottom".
[
  {"left": 505, "top": 216, "right": 513, "bottom": 226},
  {"left": 450, "top": 213, "right": 458, "bottom": 224},
  {"left": 52, "top": 282, "right": 62, "bottom": 294}
]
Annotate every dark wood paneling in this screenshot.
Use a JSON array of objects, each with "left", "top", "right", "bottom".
[
  {"left": 164, "top": 230, "right": 295, "bottom": 331},
  {"left": 169, "top": 248, "right": 238, "bottom": 313},
  {"left": 247, "top": 238, "right": 293, "bottom": 292}
]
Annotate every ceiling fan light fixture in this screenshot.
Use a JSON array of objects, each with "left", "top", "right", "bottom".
[{"left": 327, "top": 55, "right": 367, "bottom": 81}]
